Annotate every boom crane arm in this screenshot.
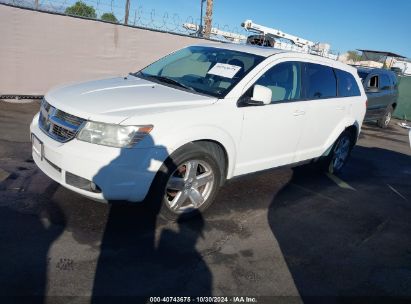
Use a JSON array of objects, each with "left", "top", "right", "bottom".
[
  {"left": 182, "top": 19, "right": 336, "bottom": 60},
  {"left": 241, "top": 20, "right": 315, "bottom": 48}
]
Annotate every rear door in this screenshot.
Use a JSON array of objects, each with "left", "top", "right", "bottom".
[
  {"left": 295, "top": 63, "right": 351, "bottom": 162},
  {"left": 379, "top": 73, "right": 395, "bottom": 109},
  {"left": 365, "top": 74, "right": 386, "bottom": 119}
]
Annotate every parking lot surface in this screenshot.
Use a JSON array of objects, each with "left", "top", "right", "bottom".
[{"left": 1, "top": 100, "right": 410, "bottom": 303}]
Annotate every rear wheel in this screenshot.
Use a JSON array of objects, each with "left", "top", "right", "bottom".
[
  {"left": 149, "top": 143, "right": 223, "bottom": 221},
  {"left": 377, "top": 105, "right": 393, "bottom": 129},
  {"left": 321, "top": 131, "right": 353, "bottom": 174}
]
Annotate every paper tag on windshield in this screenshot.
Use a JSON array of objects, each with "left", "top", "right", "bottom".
[{"left": 207, "top": 63, "right": 242, "bottom": 79}]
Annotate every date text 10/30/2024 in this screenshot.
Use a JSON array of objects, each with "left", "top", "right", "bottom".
[{"left": 149, "top": 297, "right": 258, "bottom": 303}]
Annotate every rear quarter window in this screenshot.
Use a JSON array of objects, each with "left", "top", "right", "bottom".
[
  {"left": 391, "top": 74, "right": 399, "bottom": 89},
  {"left": 357, "top": 71, "right": 369, "bottom": 81},
  {"left": 335, "top": 69, "right": 361, "bottom": 97},
  {"left": 305, "top": 63, "right": 337, "bottom": 99},
  {"left": 380, "top": 74, "right": 391, "bottom": 90}
]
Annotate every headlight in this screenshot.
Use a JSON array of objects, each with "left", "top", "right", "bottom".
[{"left": 76, "top": 121, "right": 153, "bottom": 148}]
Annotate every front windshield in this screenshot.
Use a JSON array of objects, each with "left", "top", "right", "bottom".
[{"left": 136, "top": 46, "right": 265, "bottom": 98}]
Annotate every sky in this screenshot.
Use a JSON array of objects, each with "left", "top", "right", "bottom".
[{"left": 129, "top": 0, "right": 411, "bottom": 58}]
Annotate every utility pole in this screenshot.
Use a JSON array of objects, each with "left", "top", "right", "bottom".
[
  {"left": 124, "top": 0, "right": 130, "bottom": 25},
  {"left": 198, "top": 0, "right": 205, "bottom": 37},
  {"left": 34, "top": 0, "right": 39, "bottom": 10},
  {"left": 204, "top": 0, "right": 213, "bottom": 38}
]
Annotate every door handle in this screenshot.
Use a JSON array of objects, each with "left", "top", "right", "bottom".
[
  {"left": 293, "top": 110, "right": 306, "bottom": 116},
  {"left": 337, "top": 106, "right": 346, "bottom": 110}
]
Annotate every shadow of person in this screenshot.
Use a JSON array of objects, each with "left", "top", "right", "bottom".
[
  {"left": 0, "top": 181, "right": 65, "bottom": 302},
  {"left": 91, "top": 135, "right": 211, "bottom": 302},
  {"left": 268, "top": 146, "right": 411, "bottom": 301},
  {"left": 155, "top": 215, "right": 211, "bottom": 297}
]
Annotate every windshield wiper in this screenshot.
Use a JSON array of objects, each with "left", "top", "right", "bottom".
[{"left": 144, "top": 74, "right": 196, "bottom": 92}]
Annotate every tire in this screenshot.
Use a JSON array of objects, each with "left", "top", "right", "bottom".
[
  {"left": 148, "top": 142, "right": 224, "bottom": 221},
  {"left": 320, "top": 130, "right": 353, "bottom": 174},
  {"left": 377, "top": 105, "right": 393, "bottom": 129}
]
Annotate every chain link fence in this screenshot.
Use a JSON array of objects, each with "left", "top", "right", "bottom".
[{"left": 1, "top": 0, "right": 249, "bottom": 42}]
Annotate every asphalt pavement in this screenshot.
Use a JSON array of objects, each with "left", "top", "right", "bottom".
[{"left": 0, "top": 100, "right": 410, "bottom": 303}]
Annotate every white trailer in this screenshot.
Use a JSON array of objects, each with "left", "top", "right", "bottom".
[{"left": 393, "top": 59, "right": 411, "bottom": 76}]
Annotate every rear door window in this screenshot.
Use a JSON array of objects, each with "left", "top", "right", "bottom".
[
  {"left": 304, "top": 63, "right": 337, "bottom": 99},
  {"left": 335, "top": 69, "right": 361, "bottom": 97},
  {"left": 368, "top": 75, "right": 378, "bottom": 88}
]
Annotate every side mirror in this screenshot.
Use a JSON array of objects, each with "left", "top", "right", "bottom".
[
  {"left": 251, "top": 85, "right": 272, "bottom": 105},
  {"left": 367, "top": 87, "right": 379, "bottom": 93}
]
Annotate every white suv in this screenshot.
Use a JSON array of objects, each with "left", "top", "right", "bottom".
[{"left": 30, "top": 44, "right": 366, "bottom": 219}]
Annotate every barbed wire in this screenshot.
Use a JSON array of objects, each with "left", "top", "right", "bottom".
[{"left": 1, "top": 0, "right": 249, "bottom": 42}]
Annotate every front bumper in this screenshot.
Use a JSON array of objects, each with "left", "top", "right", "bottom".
[{"left": 30, "top": 113, "right": 169, "bottom": 202}]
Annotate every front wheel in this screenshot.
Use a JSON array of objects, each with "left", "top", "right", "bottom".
[
  {"left": 321, "top": 131, "right": 353, "bottom": 174},
  {"left": 149, "top": 143, "right": 223, "bottom": 221}
]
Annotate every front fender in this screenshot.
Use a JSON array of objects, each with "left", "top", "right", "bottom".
[{"left": 157, "top": 125, "right": 238, "bottom": 179}]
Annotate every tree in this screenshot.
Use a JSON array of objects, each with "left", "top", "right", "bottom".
[
  {"left": 65, "top": 1, "right": 97, "bottom": 19},
  {"left": 346, "top": 50, "right": 362, "bottom": 62},
  {"left": 101, "top": 12, "right": 118, "bottom": 23}
]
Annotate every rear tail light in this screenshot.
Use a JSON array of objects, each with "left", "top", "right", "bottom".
[{"left": 365, "top": 99, "right": 368, "bottom": 107}]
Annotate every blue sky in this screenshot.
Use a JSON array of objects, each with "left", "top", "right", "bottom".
[{"left": 129, "top": 0, "right": 411, "bottom": 58}]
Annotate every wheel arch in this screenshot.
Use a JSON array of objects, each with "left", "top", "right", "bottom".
[
  {"left": 345, "top": 124, "right": 359, "bottom": 147},
  {"left": 156, "top": 126, "right": 237, "bottom": 180},
  {"left": 322, "top": 119, "right": 360, "bottom": 156},
  {"left": 192, "top": 140, "right": 229, "bottom": 185}
]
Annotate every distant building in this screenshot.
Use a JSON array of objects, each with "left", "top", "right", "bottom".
[
  {"left": 338, "top": 53, "right": 383, "bottom": 68},
  {"left": 339, "top": 50, "right": 407, "bottom": 72}
]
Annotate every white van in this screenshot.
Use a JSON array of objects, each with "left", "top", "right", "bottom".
[{"left": 30, "top": 44, "right": 366, "bottom": 219}]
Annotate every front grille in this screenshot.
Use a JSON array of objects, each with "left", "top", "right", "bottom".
[
  {"left": 52, "top": 124, "right": 76, "bottom": 139},
  {"left": 54, "top": 110, "right": 84, "bottom": 127},
  {"left": 39, "top": 99, "right": 85, "bottom": 142}
]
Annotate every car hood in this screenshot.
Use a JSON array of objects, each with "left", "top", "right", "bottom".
[{"left": 45, "top": 75, "right": 217, "bottom": 124}]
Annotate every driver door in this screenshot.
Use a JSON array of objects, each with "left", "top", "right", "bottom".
[{"left": 235, "top": 61, "right": 308, "bottom": 176}]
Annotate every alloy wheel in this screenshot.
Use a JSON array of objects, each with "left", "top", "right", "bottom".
[
  {"left": 332, "top": 136, "right": 350, "bottom": 172},
  {"left": 384, "top": 111, "right": 392, "bottom": 126},
  {"left": 165, "top": 160, "right": 215, "bottom": 213}
]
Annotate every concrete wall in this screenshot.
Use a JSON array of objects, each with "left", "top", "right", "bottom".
[{"left": 0, "top": 5, "right": 216, "bottom": 95}]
